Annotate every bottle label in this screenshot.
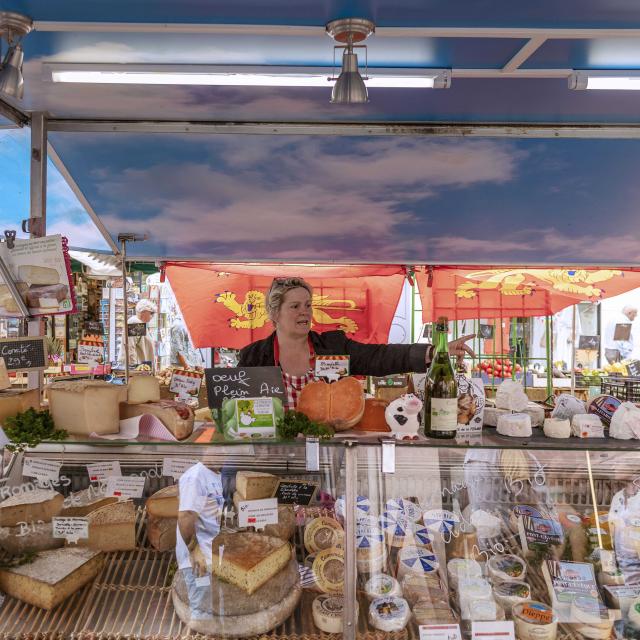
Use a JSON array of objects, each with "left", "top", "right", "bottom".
[{"left": 430, "top": 398, "right": 458, "bottom": 431}]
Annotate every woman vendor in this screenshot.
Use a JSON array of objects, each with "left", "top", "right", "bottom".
[{"left": 239, "top": 277, "right": 474, "bottom": 409}]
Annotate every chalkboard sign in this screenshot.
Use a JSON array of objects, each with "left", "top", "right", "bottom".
[
  {"left": 205, "top": 366, "right": 285, "bottom": 410},
  {"left": 0, "top": 337, "right": 47, "bottom": 372},
  {"left": 578, "top": 335, "right": 600, "bottom": 350},
  {"left": 84, "top": 321, "right": 104, "bottom": 335},
  {"left": 127, "top": 322, "right": 147, "bottom": 337},
  {"left": 273, "top": 479, "right": 319, "bottom": 505}
]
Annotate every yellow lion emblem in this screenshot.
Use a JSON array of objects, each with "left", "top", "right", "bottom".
[
  {"left": 455, "top": 269, "right": 622, "bottom": 299},
  {"left": 216, "top": 290, "right": 359, "bottom": 333}
]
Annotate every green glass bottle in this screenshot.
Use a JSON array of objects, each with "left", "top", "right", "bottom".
[{"left": 425, "top": 316, "right": 458, "bottom": 439}]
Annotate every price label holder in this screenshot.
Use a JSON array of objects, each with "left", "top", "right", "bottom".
[
  {"left": 52, "top": 517, "right": 89, "bottom": 544},
  {"left": 315, "top": 355, "right": 349, "bottom": 382},
  {"left": 420, "top": 624, "right": 462, "bottom": 640},
  {"left": 237, "top": 498, "right": 279, "bottom": 529},
  {"left": 306, "top": 436, "right": 320, "bottom": 472},
  {"left": 87, "top": 461, "right": 122, "bottom": 482},
  {"left": 381, "top": 437, "right": 396, "bottom": 474},
  {"left": 22, "top": 458, "right": 62, "bottom": 483},
  {"left": 105, "top": 475, "right": 146, "bottom": 499},
  {"left": 471, "top": 621, "right": 515, "bottom": 640},
  {"left": 162, "top": 458, "right": 198, "bottom": 479}
]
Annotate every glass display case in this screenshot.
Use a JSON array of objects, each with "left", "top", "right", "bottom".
[{"left": 0, "top": 436, "right": 638, "bottom": 640}]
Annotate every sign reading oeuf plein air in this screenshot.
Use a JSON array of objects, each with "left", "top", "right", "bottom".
[{"left": 205, "top": 366, "right": 285, "bottom": 410}]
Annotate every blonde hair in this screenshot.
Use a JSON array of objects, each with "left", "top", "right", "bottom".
[{"left": 266, "top": 277, "right": 313, "bottom": 322}]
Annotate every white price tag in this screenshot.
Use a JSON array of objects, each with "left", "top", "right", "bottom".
[
  {"left": 315, "top": 355, "right": 349, "bottom": 382},
  {"left": 420, "top": 624, "right": 462, "bottom": 640},
  {"left": 77, "top": 343, "right": 103, "bottom": 364},
  {"left": 472, "top": 621, "right": 515, "bottom": 640},
  {"left": 22, "top": 458, "right": 62, "bottom": 483},
  {"left": 87, "top": 461, "right": 122, "bottom": 482},
  {"left": 105, "top": 475, "right": 146, "bottom": 499},
  {"left": 169, "top": 370, "right": 203, "bottom": 395},
  {"left": 52, "top": 517, "right": 89, "bottom": 543},
  {"left": 162, "top": 458, "right": 198, "bottom": 479},
  {"left": 238, "top": 498, "right": 278, "bottom": 529}
]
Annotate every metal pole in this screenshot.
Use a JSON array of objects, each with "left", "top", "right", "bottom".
[
  {"left": 121, "top": 237, "right": 129, "bottom": 384},
  {"left": 343, "top": 440, "right": 357, "bottom": 640},
  {"left": 410, "top": 277, "right": 415, "bottom": 343},
  {"left": 546, "top": 314, "right": 553, "bottom": 399},
  {"left": 571, "top": 305, "right": 576, "bottom": 395}
]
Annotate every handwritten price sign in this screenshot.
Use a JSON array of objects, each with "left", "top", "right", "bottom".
[{"left": 169, "top": 369, "right": 203, "bottom": 396}]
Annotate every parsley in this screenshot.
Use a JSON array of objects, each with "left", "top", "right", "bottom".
[
  {"left": 276, "top": 411, "right": 334, "bottom": 440},
  {"left": 4, "top": 408, "right": 67, "bottom": 452}
]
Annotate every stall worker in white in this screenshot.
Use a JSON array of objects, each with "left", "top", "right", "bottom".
[
  {"left": 117, "top": 299, "right": 158, "bottom": 372},
  {"left": 176, "top": 461, "right": 224, "bottom": 619},
  {"left": 604, "top": 305, "right": 637, "bottom": 363}
]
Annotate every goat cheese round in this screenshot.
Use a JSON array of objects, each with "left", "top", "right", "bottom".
[
  {"left": 497, "top": 413, "right": 532, "bottom": 437},
  {"left": 365, "top": 574, "right": 402, "bottom": 600},
  {"left": 513, "top": 601, "right": 557, "bottom": 640},
  {"left": 447, "top": 558, "right": 482, "bottom": 590},
  {"left": 488, "top": 554, "right": 527, "bottom": 583},
  {"left": 543, "top": 418, "right": 571, "bottom": 439},
  {"left": 470, "top": 509, "right": 502, "bottom": 539},
  {"left": 571, "top": 596, "right": 613, "bottom": 639},
  {"left": 312, "top": 595, "right": 349, "bottom": 633},
  {"left": 368, "top": 596, "right": 410, "bottom": 632},
  {"left": 494, "top": 581, "right": 531, "bottom": 614}
]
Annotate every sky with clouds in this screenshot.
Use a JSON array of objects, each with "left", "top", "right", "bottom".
[{"left": 42, "top": 131, "right": 640, "bottom": 264}]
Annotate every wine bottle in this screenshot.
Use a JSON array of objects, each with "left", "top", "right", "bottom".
[{"left": 425, "top": 316, "right": 458, "bottom": 439}]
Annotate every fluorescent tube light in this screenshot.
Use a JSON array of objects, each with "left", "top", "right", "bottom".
[
  {"left": 45, "top": 63, "right": 450, "bottom": 89},
  {"left": 569, "top": 70, "right": 640, "bottom": 90}
]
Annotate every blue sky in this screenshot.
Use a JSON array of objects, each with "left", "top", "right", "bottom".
[{"left": 44, "top": 131, "right": 640, "bottom": 264}]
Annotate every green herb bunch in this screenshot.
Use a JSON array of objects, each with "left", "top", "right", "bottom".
[
  {"left": 276, "top": 411, "right": 334, "bottom": 440},
  {"left": 4, "top": 408, "right": 67, "bottom": 452}
]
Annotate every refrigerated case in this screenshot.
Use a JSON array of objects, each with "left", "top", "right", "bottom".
[{"left": 0, "top": 436, "right": 639, "bottom": 639}]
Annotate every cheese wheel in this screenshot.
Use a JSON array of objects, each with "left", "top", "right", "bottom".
[
  {"left": 487, "top": 554, "right": 527, "bottom": 583},
  {"left": 447, "top": 558, "right": 482, "bottom": 590},
  {"left": 312, "top": 548, "right": 344, "bottom": 594},
  {"left": 385, "top": 498, "right": 422, "bottom": 522},
  {"left": 0, "top": 489, "right": 64, "bottom": 527},
  {"left": 364, "top": 574, "right": 402, "bottom": 600},
  {"left": 543, "top": 418, "right": 571, "bottom": 438},
  {"left": 379, "top": 511, "right": 413, "bottom": 547},
  {"left": 423, "top": 509, "right": 459, "bottom": 535},
  {"left": 397, "top": 545, "right": 439, "bottom": 581},
  {"left": 368, "top": 596, "right": 410, "bottom": 632},
  {"left": 312, "top": 595, "right": 352, "bottom": 633},
  {"left": 493, "top": 581, "right": 531, "bottom": 614},
  {"left": 356, "top": 515, "right": 384, "bottom": 560},
  {"left": 304, "top": 517, "right": 343, "bottom": 554},
  {"left": 513, "top": 601, "right": 558, "bottom": 640},
  {"left": 356, "top": 547, "right": 387, "bottom": 575},
  {"left": 127, "top": 375, "right": 160, "bottom": 404},
  {"left": 335, "top": 494, "right": 370, "bottom": 519},
  {"left": 497, "top": 412, "right": 532, "bottom": 437},
  {"left": 571, "top": 596, "right": 613, "bottom": 640},
  {"left": 0, "top": 521, "right": 63, "bottom": 554},
  {"left": 571, "top": 413, "right": 605, "bottom": 438}
]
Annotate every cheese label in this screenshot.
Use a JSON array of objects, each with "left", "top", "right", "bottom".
[
  {"left": 371, "top": 596, "right": 408, "bottom": 621},
  {"left": 87, "top": 461, "right": 122, "bottom": 482},
  {"left": 162, "top": 458, "right": 198, "bottom": 479},
  {"left": 234, "top": 397, "right": 276, "bottom": 438},
  {"left": 471, "top": 621, "right": 515, "bottom": 640},
  {"left": 106, "top": 475, "right": 146, "bottom": 499},
  {"left": 430, "top": 398, "right": 458, "bottom": 430},
  {"left": 385, "top": 498, "right": 422, "bottom": 522},
  {"left": 22, "top": 457, "right": 61, "bottom": 483},
  {"left": 315, "top": 355, "right": 349, "bottom": 382},
  {"left": 379, "top": 512, "right": 412, "bottom": 537},
  {"left": 423, "top": 509, "right": 459, "bottom": 535},
  {"left": 420, "top": 624, "right": 462, "bottom": 640},
  {"left": 169, "top": 369, "right": 204, "bottom": 396},
  {"left": 518, "top": 603, "right": 553, "bottom": 624},
  {"left": 238, "top": 497, "right": 278, "bottom": 528},
  {"left": 52, "top": 517, "right": 89, "bottom": 543},
  {"left": 356, "top": 516, "right": 384, "bottom": 548},
  {"left": 399, "top": 547, "right": 439, "bottom": 573}
]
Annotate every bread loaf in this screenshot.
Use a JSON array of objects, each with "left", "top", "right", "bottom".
[{"left": 297, "top": 376, "right": 364, "bottom": 431}]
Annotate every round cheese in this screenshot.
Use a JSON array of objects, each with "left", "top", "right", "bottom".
[
  {"left": 413, "top": 525, "right": 434, "bottom": 548},
  {"left": 513, "top": 601, "right": 558, "bottom": 640},
  {"left": 334, "top": 495, "right": 370, "bottom": 519},
  {"left": 356, "top": 548, "right": 386, "bottom": 575},
  {"left": 423, "top": 509, "right": 459, "bottom": 535},
  {"left": 470, "top": 509, "right": 502, "bottom": 539},
  {"left": 497, "top": 413, "right": 532, "bottom": 437},
  {"left": 0, "top": 521, "right": 63, "bottom": 555},
  {"left": 543, "top": 418, "right": 571, "bottom": 438},
  {"left": 304, "top": 517, "right": 343, "bottom": 554},
  {"left": 447, "top": 558, "right": 482, "bottom": 590},
  {"left": 379, "top": 511, "right": 413, "bottom": 547},
  {"left": 397, "top": 545, "right": 439, "bottom": 581},
  {"left": 571, "top": 596, "right": 613, "bottom": 639},
  {"left": 312, "top": 594, "right": 346, "bottom": 633},
  {"left": 487, "top": 554, "right": 527, "bottom": 583},
  {"left": 384, "top": 498, "right": 422, "bottom": 522},
  {"left": 368, "top": 596, "right": 410, "bottom": 632},
  {"left": 365, "top": 573, "right": 402, "bottom": 600},
  {"left": 356, "top": 515, "right": 384, "bottom": 560},
  {"left": 493, "top": 581, "right": 531, "bottom": 614},
  {"left": 312, "top": 548, "right": 344, "bottom": 594}
]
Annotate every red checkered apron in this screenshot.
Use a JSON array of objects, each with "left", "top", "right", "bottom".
[{"left": 274, "top": 335, "right": 316, "bottom": 411}]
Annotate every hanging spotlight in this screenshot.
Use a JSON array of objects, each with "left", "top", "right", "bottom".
[
  {"left": 326, "top": 18, "right": 375, "bottom": 104},
  {"left": 0, "top": 12, "right": 32, "bottom": 100}
]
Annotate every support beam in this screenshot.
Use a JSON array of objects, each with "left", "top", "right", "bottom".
[
  {"left": 502, "top": 37, "right": 548, "bottom": 73},
  {"left": 0, "top": 97, "right": 29, "bottom": 127},
  {"left": 28, "top": 113, "right": 47, "bottom": 238}
]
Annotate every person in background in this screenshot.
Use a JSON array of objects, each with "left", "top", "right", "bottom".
[
  {"left": 170, "top": 314, "right": 204, "bottom": 369},
  {"left": 604, "top": 305, "right": 638, "bottom": 363},
  {"left": 239, "top": 277, "right": 474, "bottom": 410},
  {"left": 118, "top": 299, "right": 157, "bottom": 372}
]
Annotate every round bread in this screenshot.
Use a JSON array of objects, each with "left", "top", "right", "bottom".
[
  {"left": 172, "top": 576, "right": 301, "bottom": 637},
  {"left": 173, "top": 557, "right": 299, "bottom": 617}
]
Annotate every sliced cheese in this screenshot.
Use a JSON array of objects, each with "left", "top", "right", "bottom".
[
  {"left": 235, "top": 471, "right": 278, "bottom": 501},
  {"left": 18, "top": 265, "right": 59, "bottom": 286},
  {"left": 211, "top": 532, "right": 290, "bottom": 595},
  {"left": 74, "top": 500, "right": 136, "bottom": 551},
  {"left": 127, "top": 375, "right": 161, "bottom": 404},
  {"left": 146, "top": 485, "right": 178, "bottom": 518},
  {"left": 0, "top": 489, "right": 64, "bottom": 527},
  {"left": 0, "top": 547, "right": 103, "bottom": 610}
]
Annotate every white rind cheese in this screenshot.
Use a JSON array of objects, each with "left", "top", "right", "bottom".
[
  {"left": 447, "top": 558, "right": 483, "bottom": 590},
  {"left": 544, "top": 418, "right": 571, "bottom": 438},
  {"left": 368, "top": 596, "right": 410, "bottom": 632},
  {"left": 497, "top": 413, "right": 532, "bottom": 437},
  {"left": 365, "top": 574, "right": 402, "bottom": 600},
  {"left": 571, "top": 414, "right": 605, "bottom": 438},
  {"left": 487, "top": 554, "right": 527, "bottom": 583},
  {"left": 312, "top": 595, "right": 348, "bottom": 633}
]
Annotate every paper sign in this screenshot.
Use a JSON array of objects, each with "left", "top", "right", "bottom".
[
  {"left": 234, "top": 397, "right": 277, "bottom": 439},
  {"left": 420, "top": 624, "right": 462, "bottom": 640},
  {"left": 315, "top": 355, "right": 349, "bottom": 382},
  {"left": 163, "top": 458, "right": 198, "bottom": 479},
  {"left": 105, "top": 475, "right": 146, "bottom": 499},
  {"left": 53, "top": 517, "right": 89, "bottom": 543},
  {"left": 471, "top": 621, "right": 515, "bottom": 640},
  {"left": 238, "top": 497, "right": 279, "bottom": 528},
  {"left": 169, "top": 369, "right": 203, "bottom": 396},
  {"left": 77, "top": 343, "right": 103, "bottom": 365},
  {"left": 22, "top": 458, "right": 61, "bottom": 482},
  {"left": 87, "top": 461, "right": 122, "bottom": 482}
]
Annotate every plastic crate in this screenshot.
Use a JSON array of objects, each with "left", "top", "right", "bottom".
[{"left": 600, "top": 375, "right": 640, "bottom": 402}]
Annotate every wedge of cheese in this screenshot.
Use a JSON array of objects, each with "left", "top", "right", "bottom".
[
  {"left": 18, "top": 265, "right": 59, "bottom": 286},
  {"left": 147, "top": 514, "right": 177, "bottom": 551},
  {"left": 0, "top": 521, "right": 63, "bottom": 555},
  {"left": 211, "top": 532, "right": 291, "bottom": 595},
  {"left": 127, "top": 375, "right": 161, "bottom": 405},
  {"left": 0, "top": 547, "right": 103, "bottom": 610},
  {"left": 146, "top": 485, "right": 178, "bottom": 518},
  {"left": 0, "top": 388, "right": 40, "bottom": 426},
  {"left": 74, "top": 500, "right": 136, "bottom": 551},
  {"left": 60, "top": 487, "right": 118, "bottom": 517},
  {"left": 0, "top": 489, "right": 64, "bottom": 527},
  {"left": 48, "top": 380, "right": 127, "bottom": 435},
  {"left": 120, "top": 400, "right": 194, "bottom": 440},
  {"left": 235, "top": 471, "right": 278, "bottom": 500}
]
